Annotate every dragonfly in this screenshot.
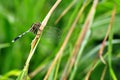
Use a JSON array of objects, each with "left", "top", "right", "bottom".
[
  {"left": 12, "top": 22, "right": 61, "bottom": 43},
  {"left": 12, "top": 22, "right": 41, "bottom": 42}
]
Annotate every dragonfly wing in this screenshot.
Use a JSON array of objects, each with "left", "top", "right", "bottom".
[{"left": 42, "top": 26, "right": 62, "bottom": 39}]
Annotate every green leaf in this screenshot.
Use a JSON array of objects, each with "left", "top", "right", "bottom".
[
  {"left": 0, "top": 43, "right": 10, "bottom": 49},
  {"left": 16, "top": 69, "right": 29, "bottom": 80}
]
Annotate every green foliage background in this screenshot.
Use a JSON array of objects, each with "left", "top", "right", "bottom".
[{"left": 0, "top": 0, "right": 120, "bottom": 80}]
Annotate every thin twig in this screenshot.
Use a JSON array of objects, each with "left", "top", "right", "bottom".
[{"left": 23, "top": 0, "right": 61, "bottom": 77}]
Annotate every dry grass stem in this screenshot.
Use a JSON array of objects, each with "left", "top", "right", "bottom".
[
  {"left": 85, "top": 58, "right": 98, "bottom": 80},
  {"left": 44, "top": 1, "right": 88, "bottom": 80},
  {"left": 98, "top": 4, "right": 116, "bottom": 64},
  {"left": 85, "top": 4, "right": 116, "bottom": 80},
  {"left": 55, "top": 0, "right": 77, "bottom": 24},
  {"left": 23, "top": 0, "right": 61, "bottom": 75},
  {"left": 100, "top": 65, "right": 107, "bottom": 80},
  {"left": 61, "top": 0, "right": 98, "bottom": 79},
  {"left": 85, "top": 67, "right": 93, "bottom": 80},
  {"left": 29, "top": 64, "right": 47, "bottom": 78}
]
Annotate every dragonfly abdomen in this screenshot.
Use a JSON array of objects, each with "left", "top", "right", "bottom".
[
  {"left": 12, "top": 22, "right": 42, "bottom": 43},
  {"left": 12, "top": 30, "right": 29, "bottom": 42}
]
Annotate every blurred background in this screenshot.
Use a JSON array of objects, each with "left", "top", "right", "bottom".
[{"left": 0, "top": 0, "right": 120, "bottom": 80}]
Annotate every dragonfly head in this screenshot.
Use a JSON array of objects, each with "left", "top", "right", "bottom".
[{"left": 30, "top": 22, "right": 41, "bottom": 34}]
